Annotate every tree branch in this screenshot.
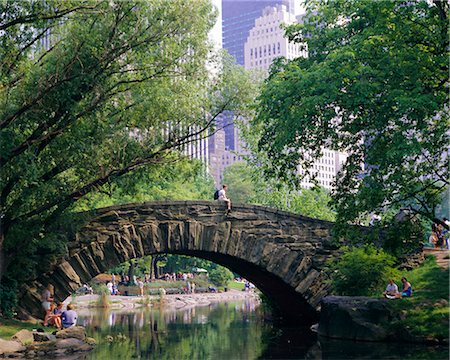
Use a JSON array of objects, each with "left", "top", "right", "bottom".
[
  {"left": 0, "top": 5, "right": 99, "bottom": 31},
  {"left": 5, "top": 25, "right": 56, "bottom": 76}
]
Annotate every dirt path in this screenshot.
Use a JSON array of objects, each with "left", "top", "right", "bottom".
[{"left": 424, "top": 248, "right": 450, "bottom": 268}]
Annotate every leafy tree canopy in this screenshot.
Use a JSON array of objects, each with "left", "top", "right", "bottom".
[
  {"left": 222, "top": 162, "right": 335, "bottom": 221},
  {"left": 0, "top": 0, "right": 256, "bottom": 294},
  {"left": 76, "top": 159, "right": 215, "bottom": 210},
  {"left": 246, "top": 0, "right": 449, "bottom": 227},
  {"left": 222, "top": 162, "right": 257, "bottom": 204},
  {"left": 330, "top": 244, "right": 398, "bottom": 296}
]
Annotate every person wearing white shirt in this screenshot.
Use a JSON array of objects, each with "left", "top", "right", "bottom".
[
  {"left": 218, "top": 184, "right": 232, "bottom": 214},
  {"left": 383, "top": 279, "right": 399, "bottom": 298}
]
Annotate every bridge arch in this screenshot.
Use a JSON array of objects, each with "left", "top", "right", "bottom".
[{"left": 20, "top": 201, "right": 336, "bottom": 324}]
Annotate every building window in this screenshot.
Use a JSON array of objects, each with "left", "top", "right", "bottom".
[
  {"left": 259, "top": 47, "right": 262, "bottom": 57},
  {"left": 278, "top": 42, "right": 281, "bottom": 53},
  {"left": 250, "top": 48, "right": 253, "bottom": 58}
]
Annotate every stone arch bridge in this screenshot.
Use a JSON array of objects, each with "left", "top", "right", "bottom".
[{"left": 21, "top": 201, "right": 338, "bottom": 324}]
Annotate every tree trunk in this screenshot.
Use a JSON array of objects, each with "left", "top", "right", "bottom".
[
  {"left": 0, "top": 233, "right": 4, "bottom": 284},
  {"left": 127, "top": 261, "right": 134, "bottom": 285},
  {"left": 153, "top": 257, "right": 159, "bottom": 280}
]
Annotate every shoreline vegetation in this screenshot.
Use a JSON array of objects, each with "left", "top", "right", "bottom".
[
  {"left": 326, "top": 243, "right": 449, "bottom": 344},
  {"left": 325, "top": 253, "right": 449, "bottom": 344}
]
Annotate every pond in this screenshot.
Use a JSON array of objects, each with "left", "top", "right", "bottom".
[{"left": 77, "top": 298, "right": 448, "bottom": 359}]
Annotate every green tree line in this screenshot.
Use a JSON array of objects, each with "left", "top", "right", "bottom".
[
  {"left": 243, "top": 0, "right": 449, "bottom": 229},
  {"left": 0, "top": 0, "right": 255, "bottom": 315}
]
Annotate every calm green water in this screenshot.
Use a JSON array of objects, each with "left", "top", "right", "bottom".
[{"left": 78, "top": 299, "right": 448, "bottom": 360}]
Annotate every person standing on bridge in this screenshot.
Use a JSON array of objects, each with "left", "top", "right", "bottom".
[{"left": 218, "top": 184, "right": 232, "bottom": 215}]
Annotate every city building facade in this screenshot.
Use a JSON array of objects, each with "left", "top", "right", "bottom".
[
  {"left": 222, "top": 0, "right": 292, "bottom": 66},
  {"left": 208, "top": 1, "right": 293, "bottom": 186},
  {"left": 244, "top": 4, "right": 306, "bottom": 70},
  {"left": 242, "top": 4, "right": 347, "bottom": 190},
  {"left": 208, "top": 1, "right": 348, "bottom": 189}
]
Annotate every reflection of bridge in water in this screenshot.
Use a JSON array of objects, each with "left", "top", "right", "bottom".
[{"left": 20, "top": 201, "right": 337, "bottom": 324}]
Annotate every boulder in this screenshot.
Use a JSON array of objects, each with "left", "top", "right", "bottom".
[
  {"left": 11, "top": 329, "right": 34, "bottom": 345},
  {"left": 54, "top": 338, "right": 86, "bottom": 349},
  {"left": 33, "top": 332, "right": 56, "bottom": 342},
  {"left": 31, "top": 337, "right": 94, "bottom": 356},
  {"left": 0, "top": 339, "right": 26, "bottom": 356},
  {"left": 56, "top": 338, "right": 93, "bottom": 352},
  {"left": 85, "top": 337, "right": 97, "bottom": 346},
  {"left": 55, "top": 326, "right": 86, "bottom": 341},
  {"left": 53, "top": 348, "right": 68, "bottom": 357},
  {"left": 318, "top": 296, "right": 399, "bottom": 342}
]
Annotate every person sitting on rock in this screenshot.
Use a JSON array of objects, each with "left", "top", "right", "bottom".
[
  {"left": 396, "top": 277, "right": 412, "bottom": 298},
  {"left": 61, "top": 303, "right": 78, "bottom": 328},
  {"left": 48, "top": 303, "right": 63, "bottom": 329},
  {"left": 54, "top": 301, "right": 64, "bottom": 316},
  {"left": 383, "top": 279, "right": 399, "bottom": 299}
]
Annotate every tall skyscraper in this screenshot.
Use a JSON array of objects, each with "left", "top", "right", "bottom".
[
  {"left": 244, "top": 4, "right": 306, "bottom": 71},
  {"left": 208, "top": 0, "right": 304, "bottom": 187},
  {"left": 219, "top": 0, "right": 293, "bottom": 153},
  {"left": 222, "top": 0, "right": 294, "bottom": 66}
]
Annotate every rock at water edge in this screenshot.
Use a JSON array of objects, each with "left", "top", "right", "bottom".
[{"left": 11, "top": 329, "right": 34, "bottom": 346}]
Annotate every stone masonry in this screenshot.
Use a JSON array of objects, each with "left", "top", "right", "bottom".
[{"left": 19, "top": 201, "right": 337, "bottom": 324}]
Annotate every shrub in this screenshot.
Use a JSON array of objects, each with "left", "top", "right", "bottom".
[
  {"left": 0, "top": 277, "right": 18, "bottom": 318},
  {"left": 208, "top": 267, "right": 234, "bottom": 287},
  {"left": 95, "top": 285, "right": 110, "bottom": 308},
  {"left": 330, "top": 245, "right": 398, "bottom": 296}
]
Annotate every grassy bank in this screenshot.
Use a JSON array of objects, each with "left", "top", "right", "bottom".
[
  {"left": 0, "top": 319, "right": 42, "bottom": 340},
  {"left": 387, "top": 256, "right": 449, "bottom": 340},
  {"left": 225, "top": 281, "right": 246, "bottom": 291}
]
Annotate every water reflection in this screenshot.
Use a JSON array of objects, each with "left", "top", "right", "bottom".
[
  {"left": 80, "top": 300, "right": 268, "bottom": 360},
  {"left": 306, "top": 338, "right": 449, "bottom": 360},
  {"left": 78, "top": 300, "right": 449, "bottom": 360}
]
